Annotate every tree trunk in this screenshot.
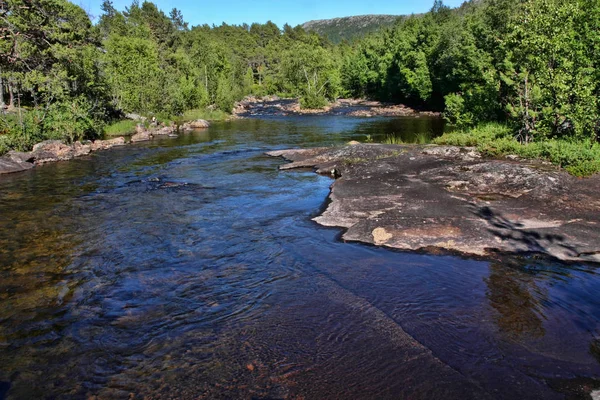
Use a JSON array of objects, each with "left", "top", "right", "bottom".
[
  {"left": 0, "top": 74, "right": 4, "bottom": 108},
  {"left": 8, "top": 80, "right": 15, "bottom": 109}
]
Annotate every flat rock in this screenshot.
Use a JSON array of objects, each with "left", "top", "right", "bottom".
[{"left": 268, "top": 144, "right": 600, "bottom": 263}]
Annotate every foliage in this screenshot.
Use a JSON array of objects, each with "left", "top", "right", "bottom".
[
  {"left": 302, "top": 15, "right": 400, "bottom": 44},
  {"left": 0, "top": 0, "right": 599, "bottom": 177},
  {"left": 434, "top": 123, "right": 600, "bottom": 176},
  {"left": 0, "top": 0, "right": 336, "bottom": 152},
  {"left": 179, "top": 108, "right": 230, "bottom": 122},
  {"left": 104, "top": 120, "right": 138, "bottom": 136}
]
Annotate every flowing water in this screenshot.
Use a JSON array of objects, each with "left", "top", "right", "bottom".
[{"left": 0, "top": 116, "right": 599, "bottom": 399}]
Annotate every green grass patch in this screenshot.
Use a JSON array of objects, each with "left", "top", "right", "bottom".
[
  {"left": 433, "top": 123, "right": 600, "bottom": 177},
  {"left": 176, "top": 108, "right": 230, "bottom": 124},
  {"left": 381, "top": 132, "right": 431, "bottom": 145},
  {"left": 104, "top": 120, "right": 138, "bottom": 136}
]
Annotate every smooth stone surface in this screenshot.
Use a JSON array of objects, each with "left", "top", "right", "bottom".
[{"left": 268, "top": 143, "right": 600, "bottom": 263}]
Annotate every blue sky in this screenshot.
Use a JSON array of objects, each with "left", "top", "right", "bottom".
[{"left": 79, "top": 0, "right": 466, "bottom": 27}]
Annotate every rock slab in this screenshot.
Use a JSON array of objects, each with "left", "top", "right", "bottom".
[{"left": 267, "top": 144, "right": 600, "bottom": 263}]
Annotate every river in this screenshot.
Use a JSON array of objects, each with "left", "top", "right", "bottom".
[{"left": 0, "top": 116, "right": 599, "bottom": 399}]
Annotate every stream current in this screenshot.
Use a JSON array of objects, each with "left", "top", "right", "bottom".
[{"left": 0, "top": 116, "right": 599, "bottom": 399}]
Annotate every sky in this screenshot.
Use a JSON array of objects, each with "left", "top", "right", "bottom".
[{"left": 79, "top": 0, "right": 466, "bottom": 27}]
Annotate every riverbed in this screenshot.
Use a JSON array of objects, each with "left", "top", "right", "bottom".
[{"left": 0, "top": 116, "right": 598, "bottom": 399}]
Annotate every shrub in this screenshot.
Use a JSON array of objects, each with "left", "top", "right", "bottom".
[{"left": 299, "top": 92, "right": 328, "bottom": 109}]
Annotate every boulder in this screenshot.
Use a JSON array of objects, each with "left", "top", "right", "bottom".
[
  {"left": 90, "top": 137, "right": 126, "bottom": 151},
  {"left": 5, "top": 151, "right": 33, "bottom": 164},
  {"left": 183, "top": 119, "right": 210, "bottom": 130},
  {"left": 152, "top": 125, "right": 176, "bottom": 136},
  {"left": 30, "top": 140, "right": 76, "bottom": 163},
  {"left": 72, "top": 141, "right": 92, "bottom": 157},
  {"left": 0, "top": 152, "right": 34, "bottom": 174},
  {"left": 131, "top": 131, "right": 152, "bottom": 143}
]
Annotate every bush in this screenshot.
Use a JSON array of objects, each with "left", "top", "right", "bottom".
[
  {"left": 443, "top": 93, "right": 474, "bottom": 128},
  {"left": 434, "top": 123, "right": 512, "bottom": 146},
  {"left": 299, "top": 92, "right": 328, "bottom": 109}
]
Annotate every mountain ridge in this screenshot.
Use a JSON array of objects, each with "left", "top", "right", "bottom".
[{"left": 301, "top": 14, "right": 401, "bottom": 43}]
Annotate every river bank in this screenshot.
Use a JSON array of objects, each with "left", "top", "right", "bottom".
[
  {"left": 0, "top": 119, "right": 210, "bottom": 175},
  {"left": 233, "top": 96, "right": 441, "bottom": 118},
  {"left": 268, "top": 143, "right": 600, "bottom": 263}
]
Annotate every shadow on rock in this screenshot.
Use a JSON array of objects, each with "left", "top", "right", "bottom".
[{"left": 474, "top": 205, "right": 579, "bottom": 260}]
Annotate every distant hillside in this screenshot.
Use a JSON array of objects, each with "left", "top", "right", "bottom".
[{"left": 302, "top": 15, "right": 401, "bottom": 44}]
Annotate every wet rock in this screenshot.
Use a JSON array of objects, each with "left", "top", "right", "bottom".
[{"left": 268, "top": 143, "right": 600, "bottom": 263}]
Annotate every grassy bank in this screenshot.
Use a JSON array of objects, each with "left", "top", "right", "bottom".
[
  {"left": 104, "top": 108, "right": 231, "bottom": 137},
  {"left": 104, "top": 120, "right": 138, "bottom": 136},
  {"left": 433, "top": 123, "right": 600, "bottom": 177},
  {"left": 174, "top": 108, "right": 230, "bottom": 124}
]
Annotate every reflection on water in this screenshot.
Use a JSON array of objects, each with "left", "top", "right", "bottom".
[
  {"left": 486, "top": 262, "right": 547, "bottom": 339},
  {"left": 0, "top": 116, "right": 599, "bottom": 399}
]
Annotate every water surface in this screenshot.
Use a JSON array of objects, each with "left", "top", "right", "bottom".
[{"left": 0, "top": 116, "right": 599, "bottom": 399}]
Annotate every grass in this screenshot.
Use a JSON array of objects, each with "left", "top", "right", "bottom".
[
  {"left": 102, "top": 108, "right": 231, "bottom": 138},
  {"left": 104, "top": 120, "right": 138, "bottom": 136},
  {"left": 433, "top": 123, "right": 600, "bottom": 177},
  {"left": 175, "top": 108, "right": 230, "bottom": 124},
  {"left": 381, "top": 132, "right": 431, "bottom": 145}
]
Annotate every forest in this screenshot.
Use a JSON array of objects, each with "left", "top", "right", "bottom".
[{"left": 1, "top": 0, "right": 599, "bottom": 174}]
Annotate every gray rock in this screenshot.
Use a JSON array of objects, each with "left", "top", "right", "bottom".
[
  {"left": 0, "top": 153, "right": 34, "bottom": 174},
  {"left": 31, "top": 140, "right": 76, "bottom": 163},
  {"left": 72, "top": 141, "right": 92, "bottom": 157},
  {"left": 182, "top": 119, "right": 210, "bottom": 130},
  {"left": 5, "top": 151, "right": 33, "bottom": 164},
  {"left": 130, "top": 131, "right": 152, "bottom": 142},
  {"left": 268, "top": 144, "right": 600, "bottom": 263},
  {"left": 152, "top": 125, "right": 176, "bottom": 135},
  {"left": 90, "top": 137, "right": 126, "bottom": 151}
]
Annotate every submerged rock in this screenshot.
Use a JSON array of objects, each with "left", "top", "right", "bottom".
[{"left": 267, "top": 144, "right": 600, "bottom": 263}]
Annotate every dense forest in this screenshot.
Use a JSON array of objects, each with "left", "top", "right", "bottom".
[{"left": 1, "top": 0, "right": 600, "bottom": 173}]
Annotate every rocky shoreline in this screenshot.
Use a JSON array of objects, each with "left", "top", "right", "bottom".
[
  {"left": 267, "top": 143, "right": 600, "bottom": 263},
  {"left": 0, "top": 119, "right": 209, "bottom": 175},
  {"left": 234, "top": 96, "right": 440, "bottom": 118}
]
